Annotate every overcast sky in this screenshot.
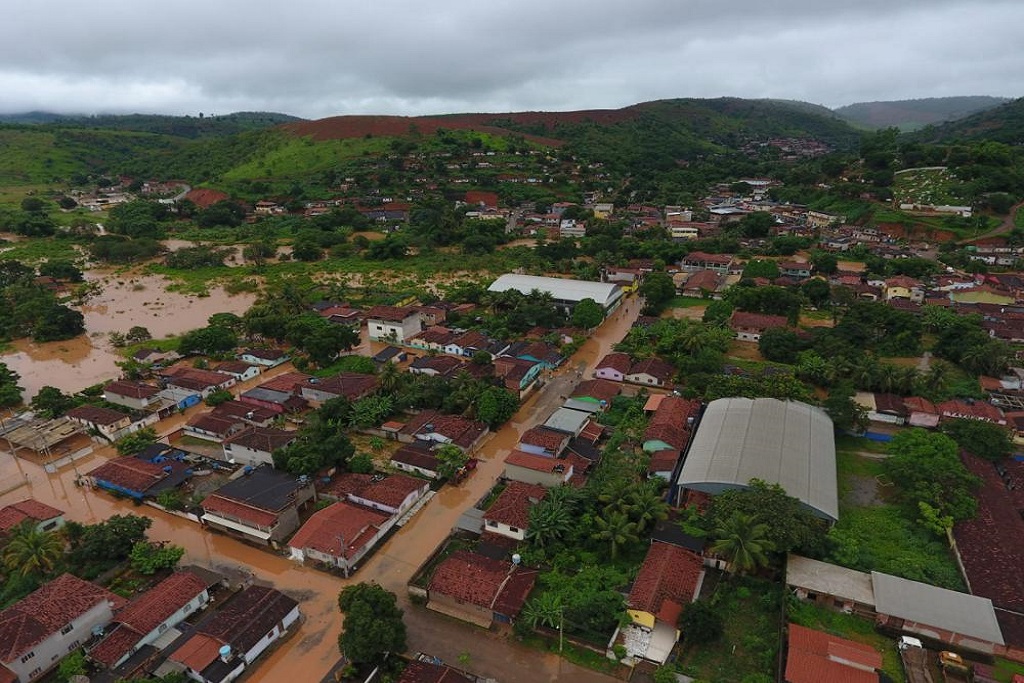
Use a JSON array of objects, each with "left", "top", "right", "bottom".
[{"left": 3, "top": 0, "right": 1021, "bottom": 118}]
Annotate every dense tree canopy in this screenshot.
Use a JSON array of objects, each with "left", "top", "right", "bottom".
[{"left": 337, "top": 583, "right": 406, "bottom": 664}]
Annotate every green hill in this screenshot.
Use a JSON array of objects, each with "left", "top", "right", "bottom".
[
  {"left": 0, "top": 125, "right": 184, "bottom": 184},
  {"left": 915, "top": 97, "right": 1024, "bottom": 144},
  {"left": 834, "top": 96, "right": 1009, "bottom": 131},
  {"left": 0, "top": 98, "right": 862, "bottom": 191}
]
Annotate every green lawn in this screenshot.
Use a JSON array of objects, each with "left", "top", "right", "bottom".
[
  {"left": 787, "top": 600, "right": 904, "bottom": 683},
  {"left": 666, "top": 296, "right": 708, "bottom": 309},
  {"left": 679, "top": 575, "right": 782, "bottom": 683},
  {"left": 835, "top": 435, "right": 889, "bottom": 456},
  {"left": 1015, "top": 206, "right": 1024, "bottom": 229}
]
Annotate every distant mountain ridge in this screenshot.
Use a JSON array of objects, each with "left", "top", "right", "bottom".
[
  {"left": 834, "top": 96, "right": 1010, "bottom": 131},
  {"left": 0, "top": 111, "right": 301, "bottom": 138},
  {"left": 914, "top": 96, "right": 1024, "bottom": 144}
]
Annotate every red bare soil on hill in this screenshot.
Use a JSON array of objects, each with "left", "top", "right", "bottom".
[
  {"left": 282, "top": 107, "right": 641, "bottom": 146},
  {"left": 184, "top": 188, "right": 230, "bottom": 208}
]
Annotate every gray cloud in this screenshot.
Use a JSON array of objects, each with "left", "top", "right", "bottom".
[{"left": 1, "top": 0, "right": 1021, "bottom": 117}]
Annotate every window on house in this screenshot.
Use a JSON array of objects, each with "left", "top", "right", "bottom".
[
  {"left": 30, "top": 667, "right": 41, "bottom": 677},
  {"left": 60, "top": 623, "right": 74, "bottom": 635},
  {"left": 158, "top": 623, "right": 168, "bottom": 633},
  {"left": 21, "top": 652, "right": 35, "bottom": 663},
  {"left": 486, "top": 520, "right": 497, "bottom": 527},
  {"left": 509, "top": 526, "right": 520, "bottom": 533}
]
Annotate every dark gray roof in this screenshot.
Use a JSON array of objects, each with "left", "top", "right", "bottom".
[{"left": 213, "top": 466, "right": 307, "bottom": 510}]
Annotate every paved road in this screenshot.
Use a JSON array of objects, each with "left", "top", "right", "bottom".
[{"left": 2, "top": 298, "right": 642, "bottom": 683}]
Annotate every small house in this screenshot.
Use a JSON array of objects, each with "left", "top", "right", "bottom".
[
  {"left": 201, "top": 466, "right": 316, "bottom": 546},
  {"left": 426, "top": 550, "right": 538, "bottom": 628}
]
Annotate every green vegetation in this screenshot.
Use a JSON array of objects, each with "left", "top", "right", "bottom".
[
  {"left": 337, "top": 583, "right": 407, "bottom": 665},
  {"left": 678, "top": 576, "right": 782, "bottom": 683}
]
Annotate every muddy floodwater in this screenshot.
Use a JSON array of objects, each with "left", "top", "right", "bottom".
[
  {"left": 0, "top": 298, "right": 640, "bottom": 683},
  {"left": 2, "top": 271, "right": 256, "bottom": 399}
]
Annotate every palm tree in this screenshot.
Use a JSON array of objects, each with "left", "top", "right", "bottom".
[
  {"left": 520, "top": 592, "right": 562, "bottom": 630},
  {"left": 625, "top": 485, "right": 669, "bottom": 532},
  {"left": 2, "top": 522, "right": 64, "bottom": 578},
  {"left": 527, "top": 499, "right": 574, "bottom": 551},
  {"left": 377, "top": 361, "right": 403, "bottom": 394},
  {"left": 591, "top": 511, "right": 640, "bottom": 560},
  {"left": 709, "top": 512, "right": 774, "bottom": 576}
]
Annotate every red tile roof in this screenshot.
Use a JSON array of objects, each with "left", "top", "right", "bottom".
[
  {"left": 0, "top": 574, "right": 124, "bottom": 661},
  {"left": 0, "top": 499, "right": 63, "bottom": 533},
  {"left": 198, "top": 585, "right": 298, "bottom": 655},
  {"left": 483, "top": 481, "right": 546, "bottom": 529},
  {"left": 365, "top": 305, "right": 418, "bottom": 323},
  {"left": 648, "top": 449, "right": 680, "bottom": 474},
  {"left": 627, "top": 357, "right": 676, "bottom": 382},
  {"left": 903, "top": 397, "right": 937, "bottom": 414},
  {"left": 519, "top": 426, "right": 568, "bottom": 453},
  {"left": 391, "top": 444, "right": 439, "bottom": 472},
  {"left": 223, "top": 426, "right": 296, "bottom": 453},
  {"left": 785, "top": 623, "right": 882, "bottom": 683},
  {"left": 67, "top": 404, "right": 130, "bottom": 426},
  {"left": 627, "top": 541, "right": 703, "bottom": 625},
  {"left": 319, "top": 473, "right": 374, "bottom": 500},
  {"left": 288, "top": 501, "right": 391, "bottom": 559},
  {"left": 258, "top": 372, "right": 312, "bottom": 393},
  {"left": 211, "top": 400, "right": 276, "bottom": 423},
  {"left": 399, "top": 660, "right": 474, "bottom": 683},
  {"left": 938, "top": 399, "right": 1005, "bottom": 424},
  {"left": 168, "top": 633, "right": 225, "bottom": 674},
  {"left": 300, "top": 372, "right": 378, "bottom": 400},
  {"left": 104, "top": 380, "right": 160, "bottom": 399},
  {"left": 428, "top": 550, "right": 538, "bottom": 617},
  {"left": 402, "top": 410, "right": 487, "bottom": 449},
  {"left": 186, "top": 412, "right": 244, "bottom": 437},
  {"left": 505, "top": 450, "right": 569, "bottom": 474},
  {"left": 88, "top": 457, "right": 168, "bottom": 493},
  {"left": 356, "top": 474, "right": 427, "bottom": 509},
  {"left": 596, "top": 352, "right": 632, "bottom": 374},
  {"left": 643, "top": 397, "right": 699, "bottom": 451},
  {"left": 729, "top": 310, "right": 789, "bottom": 332},
  {"left": 571, "top": 379, "right": 620, "bottom": 404},
  {"left": 202, "top": 494, "right": 279, "bottom": 528},
  {"left": 954, "top": 453, "right": 1024, "bottom": 612}
]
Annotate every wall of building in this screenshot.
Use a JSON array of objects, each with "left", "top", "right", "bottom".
[{"left": 5, "top": 601, "right": 114, "bottom": 682}]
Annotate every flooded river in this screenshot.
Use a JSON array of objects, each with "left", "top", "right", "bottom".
[{"left": 1, "top": 271, "right": 256, "bottom": 399}]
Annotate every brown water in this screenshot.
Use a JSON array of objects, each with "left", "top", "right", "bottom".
[
  {"left": 0, "top": 299, "right": 640, "bottom": 683},
  {"left": 1, "top": 271, "right": 256, "bottom": 399}
]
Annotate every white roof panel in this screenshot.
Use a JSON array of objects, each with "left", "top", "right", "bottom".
[
  {"left": 488, "top": 274, "right": 622, "bottom": 308},
  {"left": 676, "top": 398, "right": 838, "bottom": 520}
]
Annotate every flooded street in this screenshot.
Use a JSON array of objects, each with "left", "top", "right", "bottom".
[
  {"left": 0, "top": 297, "right": 639, "bottom": 683},
  {"left": 1, "top": 270, "right": 256, "bottom": 399}
]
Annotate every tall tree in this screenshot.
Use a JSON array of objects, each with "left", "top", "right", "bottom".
[
  {"left": 1, "top": 523, "right": 64, "bottom": 578},
  {"left": 337, "top": 583, "right": 406, "bottom": 664},
  {"left": 710, "top": 511, "right": 774, "bottom": 576},
  {"left": 591, "top": 511, "right": 639, "bottom": 560},
  {"left": 0, "top": 362, "right": 25, "bottom": 407}
]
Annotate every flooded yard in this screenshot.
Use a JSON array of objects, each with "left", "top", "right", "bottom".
[{"left": 1, "top": 270, "right": 256, "bottom": 399}]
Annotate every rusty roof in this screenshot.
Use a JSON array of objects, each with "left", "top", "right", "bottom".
[
  {"left": 627, "top": 541, "right": 703, "bottom": 625},
  {"left": 428, "top": 550, "right": 537, "bottom": 617},
  {"left": 0, "top": 499, "right": 63, "bottom": 533},
  {"left": 483, "top": 481, "right": 546, "bottom": 529}
]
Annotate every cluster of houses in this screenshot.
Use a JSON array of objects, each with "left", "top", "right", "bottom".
[{"left": 0, "top": 559, "right": 299, "bottom": 683}]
